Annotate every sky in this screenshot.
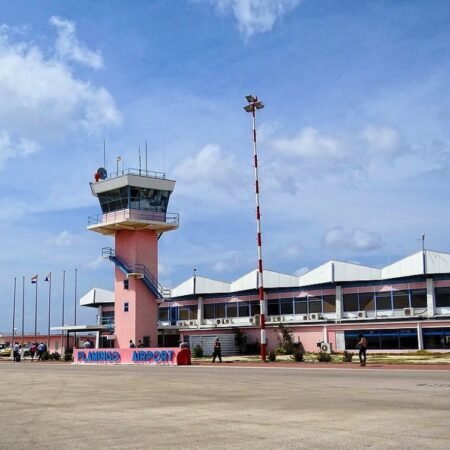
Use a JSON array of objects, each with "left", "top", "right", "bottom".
[{"left": 1, "top": 0, "right": 450, "bottom": 332}]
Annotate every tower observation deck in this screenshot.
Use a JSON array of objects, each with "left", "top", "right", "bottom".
[{"left": 87, "top": 167, "right": 178, "bottom": 348}]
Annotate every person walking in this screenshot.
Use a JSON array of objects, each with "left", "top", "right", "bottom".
[
  {"left": 357, "top": 334, "right": 368, "bottom": 366},
  {"left": 212, "top": 338, "right": 222, "bottom": 363},
  {"left": 30, "top": 343, "right": 37, "bottom": 361}
]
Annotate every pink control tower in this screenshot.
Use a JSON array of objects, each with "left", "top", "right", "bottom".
[{"left": 88, "top": 167, "right": 178, "bottom": 348}]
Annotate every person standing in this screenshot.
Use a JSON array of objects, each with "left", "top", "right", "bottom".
[
  {"left": 137, "top": 340, "right": 143, "bottom": 348},
  {"left": 37, "top": 342, "right": 45, "bottom": 361},
  {"left": 129, "top": 340, "right": 136, "bottom": 348},
  {"left": 212, "top": 338, "right": 222, "bottom": 363},
  {"left": 13, "top": 342, "right": 20, "bottom": 362},
  {"left": 357, "top": 334, "right": 368, "bottom": 366}
]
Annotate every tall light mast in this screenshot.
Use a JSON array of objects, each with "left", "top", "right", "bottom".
[{"left": 244, "top": 95, "right": 266, "bottom": 361}]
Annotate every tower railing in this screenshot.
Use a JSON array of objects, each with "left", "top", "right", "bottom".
[
  {"left": 102, "top": 247, "right": 170, "bottom": 299},
  {"left": 104, "top": 168, "right": 167, "bottom": 180},
  {"left": 88, "top": 210, "right": 179, "bottom": 227}
]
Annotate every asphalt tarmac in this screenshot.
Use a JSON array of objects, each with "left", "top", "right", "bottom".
[{"left": 0, "top": 362, "right": 449, "bottom": 449}]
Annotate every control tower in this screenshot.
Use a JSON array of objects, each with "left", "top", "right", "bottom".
[{"left": 88, "top": 167, "right": 178, "bottom": 348}]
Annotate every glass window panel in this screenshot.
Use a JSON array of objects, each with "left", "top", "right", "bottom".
[
  {"left": 280, "top": 298, "right": 293, "bottom": 315},
  {"left": 376, "top": 292, "right": 392, "bottom": 310},
  {"left": 158, "top": 308, "right": 169, "bottom": 321},
  {"left": 359, "top": 292, "right": 375, "bottom": 311},
  {"left": 215, "top": 303, "right": 225, "bottom": 318},
  {"left": 294, "top": 299, "right": 307, "bottom": 314},
  {"left": 399, "top": 329, "right": 418, "bottom": 349},
  {"left": 323, "top": 295, "right": 335, "bottom": 313},
  {"left": 226, "top": 304, "right": 238, "bottom": 318},
  {"left": 309, "top": 300, "right": 322, "bottom": 313},
  {"left": 239, "top": 303, "right": 250, "bottom": 317},
  {"left": 435, "top": 287, "right": 450, "bottom": 307},
  {"left": 188, "top": 305, "right": 198, "bottom": 319},
  {"left": 411, "top": 289, "right": 427, "bottom": 308},
  {"left": 179, "top": 308, "right": 189, "bottom": 320},
  {"left": 393, "top": 290, "right": 410, "bottom": 309},
  {"left": 380, "top": 330, "right": 399, "bottom": 349},
  {"left": 203, "top": 304, "right": 215, "bottom": 319},
  {"left": 343, "top": 294, "right": 358, "bottom": 312},
  {"left": 268, "top": 299, "right": 280, "bottom": 316},
  {"left": 250, "top": 302, "right": 260, "bottom": 316},
  {"left": 423, "top": 328, "right": 444, "bottom": 350}
]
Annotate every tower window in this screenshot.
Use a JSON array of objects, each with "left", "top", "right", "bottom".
[
  {"left": 124, "top": 302, "right": 129, "bottom": 312},
  {"left": 124, "top": 279, "right": 129, "bottom": 290}
]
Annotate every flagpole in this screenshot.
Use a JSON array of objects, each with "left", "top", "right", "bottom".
[
  {"left": 47, "top": 273, "right": 52, "bottom": 349},
  {"left": 74, "top": 268, "right": 78, "bottom": 348},
  {"left": 11, "top": 277, "right": 17, "bottom": 345},
  {"left": 34, "top": 276, "right": 38, "bottom": 343},
  {"left": 21, "top": 276, "right": 25, "bottom": 346},
  {"left": 61, "top": 270, "right": 65, "bottom": 350}
]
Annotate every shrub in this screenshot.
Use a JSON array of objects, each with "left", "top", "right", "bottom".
[
  {"left": 52, "top": 352, "right": 61, "bottom": 361},
  {"left": 276, "top": 324, "right": 295, "bottom": 355},
  {"left": 343, "top": 351, "right": 353, "bottom": 362},
  {"left": 233, "top": 328, "right": 248, "bottom": 354},
  {"left": 291, "top": 348, "right": 304, "bottom": 362},
  {"left": 317, "top": 351, "right": 332, "bottom": 362},
  {"left": 64, "top": 351, "right": 73, "bottom": 362},
  {"left": 268, "top": 350, "right": 277, "bottom": 362},
  {"left": 192, "top": 344, "right": 204, "bottom": 358},
  {"left": 41, "top": 351, "right": 50, "bottom": 361}
]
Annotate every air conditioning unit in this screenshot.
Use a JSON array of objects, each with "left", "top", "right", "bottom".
[
  {"left": 176, "top": 321, "right": 184, "bottom": 327},
  {"left": 223, "top": 318, "right": 231, "bottom": 325},
  {"left": 189, "top": 320, "right": 197, "bottom": 326},
  {"left": 301, "top": 315, "right": 308, "bottom": 321},
  {"left": 309, "top": 313, "right": 321, "bottom": 320},
  {"left": 357, "top": 311, "right": 367, "bottom": 319},
  {"left": 319, "top": 342, "right": 332, "bottom": 353},
  {"left": 275, "top": 315, "right": 283, "bottom": 322},
  {"left": 404, "top": 307, "right": 414, "bottom": 316},
  {"left": 249, "top": 317, "right": 254, "bottom": 324},
  {"left": 266, "top": 317, "right": 273, "bottom": 323},
  {"left": 216, "top": 319, "right": 221, "bottom": 325}
]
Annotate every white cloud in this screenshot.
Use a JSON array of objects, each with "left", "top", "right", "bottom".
[
  {"left": 0, "top": 130, "right": 40, "bottom": 168},
  {"left": 362, "top": 125, "right": 407, "bottom": 157},
  {"left": 0, "top": 25, "right": 120, "bottom": 144},
  {"left": 210, "top": 0, "right": 302, "bottom": 37},
  {"left": 271, "top": 127, "right": 346, "bottom": 160},
  {"left": 322, "top": 226, "right": 384, "bottom": 252},
  {"left": 48, "top": 230, "right": 75, "bottom": 247},
  {"left": 49, "top": 16, "right": 103, "bottom": 69},
  {"left": 173, "top": 144, "right": 237, "bottom": 184}
]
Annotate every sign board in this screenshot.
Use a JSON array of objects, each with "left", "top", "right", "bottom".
[{"left": 73, "top": 347, "right": 190, "bottom": 365}]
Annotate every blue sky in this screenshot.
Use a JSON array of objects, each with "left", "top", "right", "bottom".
[{"left": 1, "top": 0, "right": 450, "bottom": 332}]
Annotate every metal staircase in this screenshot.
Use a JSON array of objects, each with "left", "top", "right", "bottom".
[{"left": 102, "top": 247, "right": 170, "bottom": 299}]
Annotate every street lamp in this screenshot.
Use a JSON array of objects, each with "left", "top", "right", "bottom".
[{"left": 243, "top": 95, "right": 267, "bottom": 361}]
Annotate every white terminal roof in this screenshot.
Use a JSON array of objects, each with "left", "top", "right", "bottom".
[
  {"left": 168, "top": 250, "right": 450, "bottom": 298},
  {"left": 80, "top": 288, "right": 114, "bottom": 307}
]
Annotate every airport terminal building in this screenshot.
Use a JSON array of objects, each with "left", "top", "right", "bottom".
[{"left": 83, "top": 249, "right": 450, "bottom": 354}]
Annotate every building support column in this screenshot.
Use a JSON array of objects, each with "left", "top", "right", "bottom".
[
  {"left": 417, "top": 322, "right": 423, "bottom": 350},
  {"left": 335, "top": 285, "right": 343, "bottom": 321},
  {"left": 197, "top": 296, "right": 203, "bottom": 328},
  {"left": 95, "top": 331, "right": 100, "bottom": 349},
  {"left": 426, "top": 278, "right": 435, "bottom": 318}
]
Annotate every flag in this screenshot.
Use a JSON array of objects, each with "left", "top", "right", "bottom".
[
  {"left": 31, "top": 275, "right": 38, "bottom": 284},
  {"left": 44, "top": 273, "right": 51, "bottom": 282}
]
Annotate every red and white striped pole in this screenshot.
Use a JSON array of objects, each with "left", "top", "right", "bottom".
[{"left": 244, "top": 95, "right": 266, "bottom": 361}]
